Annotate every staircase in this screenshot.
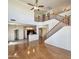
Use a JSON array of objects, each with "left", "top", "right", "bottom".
[
  {"left": 43, "top": 15, "right": 70, "bottom": 41},
  {"left": 38, "top": 14, "right": 70, "bottom": 44},
  {"left": 44, "top": 22, "right": 65, "bottom": 40}
]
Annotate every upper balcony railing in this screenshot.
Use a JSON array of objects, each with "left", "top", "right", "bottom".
[
  {"left": 34, "top": 9, "right": 71, "bottom": 23},
  {"left": 34, "top": 12, "right": 71, "bottom": 25}
]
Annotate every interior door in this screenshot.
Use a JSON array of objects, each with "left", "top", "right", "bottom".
[
  {"left": 14, "top": 29, "right": 19, "bottom": 41},
  {"left": 39, "top": 28, "right": 42, "bottom": 44}
]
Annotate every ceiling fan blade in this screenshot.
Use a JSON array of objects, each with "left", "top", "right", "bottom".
[
  {"left": 27, "top": 3, "right": 34, "bottom": 6},
  {"left": 30, "top": 7, "right": 34, "bottom": 10},
  {"left": 36, "top": 0, "right": 38, "bottom": 4},
  {"left": 38, "top": 5, "right": 44, "bottom": 7}
]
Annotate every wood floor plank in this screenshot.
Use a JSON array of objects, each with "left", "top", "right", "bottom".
[{"left": 8, "top": 41, "right": 71, "bottom": 59}]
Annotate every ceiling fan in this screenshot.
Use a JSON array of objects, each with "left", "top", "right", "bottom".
[{"left": 27, "top": 0, "right": 44, "bottom": 10}]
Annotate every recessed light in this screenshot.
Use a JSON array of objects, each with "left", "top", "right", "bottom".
[
  {"left": 33, "top": 48, "right": 35, "bottom": 53},
  {"left": 27, "top": 50, "right": 30, "bottom": 55},
  {"left": 14, "top": 53, "right": 17, "bottom": 56}
]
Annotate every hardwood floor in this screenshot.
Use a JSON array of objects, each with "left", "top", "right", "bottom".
[{"left": 8, "top": 40, "right": 71, "bottom": 59}]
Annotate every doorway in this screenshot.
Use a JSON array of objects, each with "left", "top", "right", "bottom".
[
  {"left": 27, "top": 30, "right": 36, "bottom": 39},
  {"left": 39, "top": 28, "right": 47, "bottom": 44},
  {"left": 14, "top": 29, "right": 19, "bottom": 41}
]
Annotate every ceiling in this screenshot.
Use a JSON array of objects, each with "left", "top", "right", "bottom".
[
  {"left": 9, "top": 0, "right": 71, "bottom": 15},
  {"left": 8, "top": 0, "right": 71, "bottom": 23},
  {"left": 19, "top": 0, "right": 71, "bottom": 11}
]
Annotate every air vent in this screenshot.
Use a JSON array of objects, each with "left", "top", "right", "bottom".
[{"left": 10, "top": 19, "right": 16, "bottom": 21}]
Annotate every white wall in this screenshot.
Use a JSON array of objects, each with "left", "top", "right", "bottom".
[
  {"left": 8, "top": 25, "right": 39, "bottom": 41},
  {"left": 8, "top": 0, "right": 37, "bottom": 25},
  {"left": 45, "top": 26, "right": 71, "bottom": 51},
  {"left": 8, "top": 25, "right": 24, "bottom": 41}
]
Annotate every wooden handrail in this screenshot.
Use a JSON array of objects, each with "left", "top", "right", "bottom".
[
  {"left": 46, "top": 19, "right": 65, "bottom": 35},
  {"left": 43, "top": 19, "right": 66, "bottom": 40}
]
